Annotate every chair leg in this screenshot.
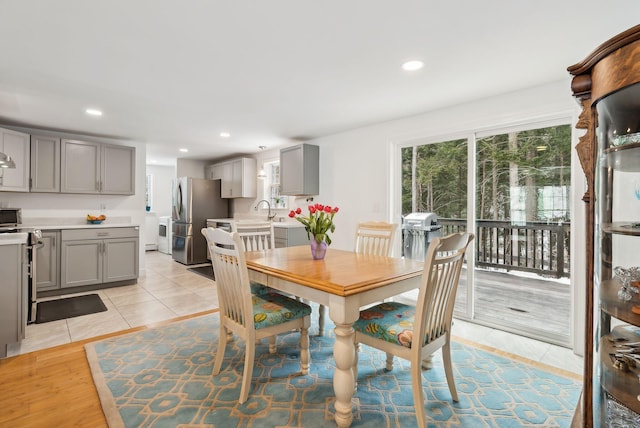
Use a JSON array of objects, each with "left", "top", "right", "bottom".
[
  {"left": 442, "top": 340, "right": 459, "bottom": 402},
  {"left": 385, "top": 352, "right": 394, "bottom": 371},
  {"left": 213, "top": 325, "right": 228, "bottom": 375},
  {"left": 318, "top": 305, "right": 325, "bottom": 336},
  {"left": 268, "top": 335, "right": 277, "bottom": 353},
  {"left": 239, "top": 335, "right": 256, "bottom": 404},
  {"left": 421, "top": 353, "right": 434, "bottom": 369},
  {"left": 411, "top": 360, "right": 427, "bottom": 428},
  {"left": 300, "top": 319, "right": 310, "bottom": 375}
]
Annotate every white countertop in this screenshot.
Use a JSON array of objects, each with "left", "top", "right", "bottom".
[
  {"left": 36, "top": 223, "right": 139, "bottom": 231},
  {"left": 21, "top": 216, "right": 137, "bottom": 231},
  {"left": 0, "top": 232, "right": 28, "bottom": 245},
  {"left": 272, "top": 222, "right": 305, "bottom": 228},
  {"left": 206, "top": 218, "right": 305, "bottom": 229}
]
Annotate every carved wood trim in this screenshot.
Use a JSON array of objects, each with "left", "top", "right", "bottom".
[{"left": 568, "top": 24, "right": 640, "bottom": 75}]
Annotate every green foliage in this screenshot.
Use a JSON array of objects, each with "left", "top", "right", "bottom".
[{"left": 402, "top": 124, "right": 572, "bottom": 221}]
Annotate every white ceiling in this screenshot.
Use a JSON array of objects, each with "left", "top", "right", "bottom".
[{"left": 0, "top": 1, "right": 638, "bottom": 165}]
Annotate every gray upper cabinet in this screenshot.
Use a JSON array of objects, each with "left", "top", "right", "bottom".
[
  {"left": 61, "top": 140, "right": 135, "bottom": 195},
  {"left": 101, "top": 144, "right": 135, "bottom": 194},
  {"left": 206, "top": 164, "right": 222, "bottom": 180},
  {"left": 30, "top": 135, "right": 61, "bottom": 193},
  {"left": 0, "top": 127, "right": 30, "bottom": 192},
  {"left": 209, "top": 157, "right": 256, "bottom": 198},
  {"left": 61, "top": 140, "right": 100, "bottom": 193},
  {"left": 280, "top": 143, "right": 319, "bottom": 196}
]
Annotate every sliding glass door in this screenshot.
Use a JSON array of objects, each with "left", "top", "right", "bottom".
[
  {"left": 401, "top": 138, "right": 470, "bottom": 314},
  {"left": 400, "top": 122, "right": 572, "bottom": 346},
  {"left": 474, "top": 124, "right": 571, "bottom": 345}
]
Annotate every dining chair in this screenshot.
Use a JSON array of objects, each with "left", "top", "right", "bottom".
[
  {"left": 203, "top": 227, "right": 311, "bottom": 404},
  {"left": 232, "top": 221, "right": 276, "bottom": 296},
  {"left": 317, "top": 221, "right": 397, "bottom": 336},
  {"left": 354, "top": 221, "right": 396, "bottom": 256},
  {"left": 353, "top": 232, "right": 474, "bottom": 428}
]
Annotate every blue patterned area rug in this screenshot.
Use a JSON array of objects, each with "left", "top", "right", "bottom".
[{"left": 85, "top": 312, "right": 581, "bottom": 427}]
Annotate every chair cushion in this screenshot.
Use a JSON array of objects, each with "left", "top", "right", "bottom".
[
  {"left": 250, "top": 281, "right": 270, "bottom": 296},
  {"left": 252, "top": 293, "right": 312, "bottom": 329},
  {"left": 354, "top": 301, "right": 418, "bottom": 348}
]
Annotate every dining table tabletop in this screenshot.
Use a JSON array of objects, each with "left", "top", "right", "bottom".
[{"left": 245, "top": 245, "right": 425, "bottom": 428}]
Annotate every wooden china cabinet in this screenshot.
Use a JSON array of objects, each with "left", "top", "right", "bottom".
[{"left": 568, "top": 24, "right": 640, "bottom": 427}]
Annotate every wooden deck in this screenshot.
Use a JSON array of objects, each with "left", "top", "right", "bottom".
[{"left": 399, "top": 268, "right": 572, "bottom": 346}]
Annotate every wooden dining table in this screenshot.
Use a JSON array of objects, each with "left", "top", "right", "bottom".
[{"left": 245, "top": 245, "right": 424, "bottom": 428}]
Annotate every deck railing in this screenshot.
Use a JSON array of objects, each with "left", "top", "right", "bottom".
[{"left": 438, "top": 218, "right": 570, "bottom": 278}]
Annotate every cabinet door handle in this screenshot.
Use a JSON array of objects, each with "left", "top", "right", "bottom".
[{"left": 52, "top": 237, "right": 55, "bottom": 249}]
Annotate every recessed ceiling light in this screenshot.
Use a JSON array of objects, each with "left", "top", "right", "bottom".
[
  {"left": 402, "top": 60, "right": 424, "bottom": 71},
  {"left": 220, "top": 132, "right": 231, "bottom": 138},
  {"left": 85, "top": 108, "right": 103, "bottom": 116},
  {"left": 179, "top": 148, "right": 188, "bottom": 153}
]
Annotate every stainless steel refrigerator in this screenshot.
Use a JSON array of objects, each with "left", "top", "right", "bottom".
[{"left": 172, "top": 177, "right": 228, "bottom": 265}]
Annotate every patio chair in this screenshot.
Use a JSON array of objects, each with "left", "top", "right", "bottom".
[
  {"left": 203, "top": 227, "right": 311, "bottom": 404},
  {"left": 353, "top": 232, "right": 474, "bottom": 428}
]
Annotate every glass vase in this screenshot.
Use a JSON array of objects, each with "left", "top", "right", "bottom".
[{"left": 310, "top": 239, "right": 328, "bottom": 260}]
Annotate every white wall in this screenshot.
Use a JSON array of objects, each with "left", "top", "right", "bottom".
[
  {"left": 177, "top": 159, "right": 208, "bottom": 178},
  {"left": 146, "top": 164, "right": 175, "bottom": 217}
]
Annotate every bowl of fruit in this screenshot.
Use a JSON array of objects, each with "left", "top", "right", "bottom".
[{"left": 87, "top": 214, "right": 107, "bottom": 224}]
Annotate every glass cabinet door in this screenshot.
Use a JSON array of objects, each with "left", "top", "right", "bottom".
[{"left": 594, "top": 81, "right": 640, "bottom": 426}]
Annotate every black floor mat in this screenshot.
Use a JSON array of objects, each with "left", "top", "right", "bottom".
[
  {"left": 187, "top": 265, "right": 215, "bottom": 280},
  {"left": 36, "top": 294, "right": 107, "bottom": 324}
]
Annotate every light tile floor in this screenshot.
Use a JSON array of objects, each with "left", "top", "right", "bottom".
[{"left": 7, "top": 251, "right": 584, "bottom": 377}]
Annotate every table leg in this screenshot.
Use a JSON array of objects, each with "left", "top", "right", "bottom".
[
  {"left": 333, "top": 322, "right": 355, "bottom": 428},
  {"left": 421, "top": 353, "right": 434, "bottom": 369}
]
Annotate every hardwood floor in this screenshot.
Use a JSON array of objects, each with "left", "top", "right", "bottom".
[{"left": 0, "top": 310, "right": 217, "bottom": 427}]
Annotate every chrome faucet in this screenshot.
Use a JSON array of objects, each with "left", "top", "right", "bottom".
[{"left": 255, "top": 199, "right": 277, "bottom": 221}]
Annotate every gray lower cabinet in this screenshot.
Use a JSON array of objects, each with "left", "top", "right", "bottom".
[
  {"left": 61, "top": 227, "right": 139, "bottom": 288},
  {"left": 36, "top": 231, "right": 60, "bottom": 292},
  {"left": 0, "top": 242, "right": 27, "bottom": 358},
  {"left": 274, "top": 226, "right": 310, "bottom": 248}
]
